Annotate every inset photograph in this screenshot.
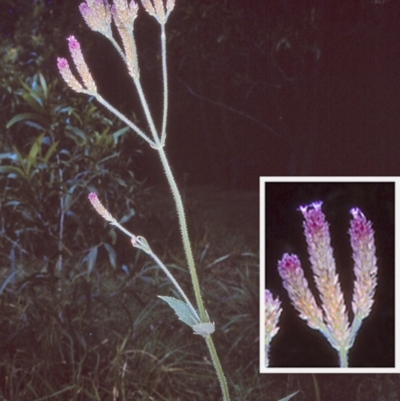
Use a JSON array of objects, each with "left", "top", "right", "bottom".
[{"left": 260, "top": 178, "right": 395, "bottom": 372}]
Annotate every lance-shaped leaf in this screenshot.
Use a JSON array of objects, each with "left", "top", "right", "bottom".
[{"left": 158, "top": 295, "right": 200, "bottom": 327}]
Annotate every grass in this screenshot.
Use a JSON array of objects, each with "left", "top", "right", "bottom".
[
  {"left": 1, "top": 184, "right": 394, "bottom": 400},
  {"left": 0, "top": 184, "right": 261, "bottom": 400}
]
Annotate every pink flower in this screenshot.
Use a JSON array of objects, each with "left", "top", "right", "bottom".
[
  {"left": 276, "top": 201, "right": 379, "bottom": 367},
  {"left": 278, "top": 253, "right": 324, "bottom": 330},
  {"left": 79, "top": 0, "right": 112, "bottom": 37},
  {"left": 57, "top": 57, "right": 84, "bottom": 93},
  {"left": 349, "top": 208, "right": 378, "bottom": 319},
  {"left": 88, "top": 192, "right": 114, "bottom": 222},
  {"left": 88, "top": 193, "right": 136, "bottom": 239},
  {"left": 264, "top": 289, "right": 282, "bottom": 367},
  {"left": 111, "top": 0, "right": 139, "bottom": 27},
  {"left": 264, "top": 289, "right": 282, "bottom": 339},
  {"left": 111, "top": 0, "right": 140, "bottom": 78},
  {"left": 140, "top": 0, "right": 175, "bottom": 24},
  {"left": 67, "top": 36, "right": 97, "bottom": 93},
  {"left": 298, "top": 201, "right": 350, "bottom": 345}
]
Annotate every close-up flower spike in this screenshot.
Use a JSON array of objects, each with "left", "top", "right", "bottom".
[
  {"left": 57, "top": 57, "right": 85, "bottom": 93},
  {"left": 67, "top": 36, "right": 97, "bottom": 93},
  {"left": 275, "top": 201, "right": 379, "bottom": 367},
  {"left": 79, "top": 0, "right": 112, "bottom": 37}
]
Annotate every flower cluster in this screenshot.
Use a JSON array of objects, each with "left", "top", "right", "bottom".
[
  {"left": 264, "top": 289, "right": 282, "bottom": 367},
  {"left": 111, "top": 0, "right": 140, "bottom": 78},
  {"left": 349, "top": 207, "right": 378, "bottom": 320},
  {"left": 88, "top": 192, "right": 114, "bottom": 223},
  {"left": 57, "top": 35, "right": 97, "bottom": 94},
  {"left": 141, "top": 0, "right": 175, "bottom": 24},
  {"left": 58, "top": 1, "right": 176, "bottom": 89},
  {"left": 79, "top": 0, "right": 112, "bottom": 37},
  {"left": 277, "top": 254, "right": 324, "bottom": 331},
  {"left": 277, "top": 201, "right": 378, "bottom": 367}
]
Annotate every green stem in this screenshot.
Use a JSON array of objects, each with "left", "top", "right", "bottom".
[
  {"left": 338, "top": 347, "right": 348, "bottom": 368},
  {"left": 205, "top": 335, "right": 230, "bottom": 401},
  {"left": 131, "top": 76, "right": 161, "bottom": 145},
  {"left": 157, "top": 146, "right": 207, "bottom": 322},
  {"left": 92, "top": 14, "right": 230, "bottom": 401},
  {"left": 157, "top": 147, "right": 230, "bottom": 400},
  {"left": 95, "top": 94, "right": 155, "bottom": 146},
  {"left": 100, "top": 215, "right": 200, "bottom": 321},
  {"left": 160, "top": 23, "right": 168, "bottom": 145},
  {"left": 135, "top": 236, "right": 200, "bottom": 322}
]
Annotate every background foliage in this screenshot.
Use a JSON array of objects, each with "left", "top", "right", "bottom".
[
  {"left": 0, "top": 0, "right": 398, "bottom": 399},
  {"left": 0, "top": 1, "right": 260, "bottom": 399},
  {"left": 2, "top": 0, "right": 400, "bottom": 189}
]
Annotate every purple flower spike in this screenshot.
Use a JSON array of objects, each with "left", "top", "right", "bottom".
[
  {"left": 349, "top": 208, "right": 378, "bottom": 319},
  {"left": 264, "top": 289, "right": 282, "bottom": 367},
  {"left": 141, "top": 0, "right": 175, "bottom": 24},
  {"left": 299, "top": 201, "right": 325, "bottom": 233},
  {"left": 88, "top": 192, "right": 114, "bottom": 222},
  {"left": 111, "top": 0, "right": 140, "bottom": 79},
  {"left": 79, "top": 0, "right": 112, "bottom": 36},
  {"left": 67, "top": 35, "right": 97, "bottom": 93},
  {"left": 57, "top": 57, "right": 84, "bottom": 93},
  {"left": 298, "top": 202, "right": 350, "bottom": 345},
  {"left": 276, "top": 201, "right": 379, "bottom": 367},
  {"left": 278, "top": 253, "right": 324, "bottom": 330},
  {"left": 264, "top": 289, "right": 282, "bottom": 340}
]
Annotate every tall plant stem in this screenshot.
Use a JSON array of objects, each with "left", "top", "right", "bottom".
[
  {"left": 157, "top": 146, "right": 230, "bottom": 401},
  {"left": 206, "top": 335, "right": 230, "bottom": 401},
  {"left": 91, "top": 12, "right": 230, "bottom": 400},
  {"left": 160, "top": 23, "right": 168, "bottom": 145},
  {"left": 157, "top": 147, "right": 206, "bottom": 321},
  {"left": 155, "top": 21, "right": 229, "bottom": 401}
]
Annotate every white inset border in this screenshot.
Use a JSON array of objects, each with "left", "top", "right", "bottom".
[{"left": 260, "top": 176, "right": 397, "bottom": 373}]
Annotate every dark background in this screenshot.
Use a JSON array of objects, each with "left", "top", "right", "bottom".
[
  {"left": 2, "top": 0, "right": 400, "bottom": 190},
  {"left": 265, "top": 181, "right": 394, "bottom": 367}
]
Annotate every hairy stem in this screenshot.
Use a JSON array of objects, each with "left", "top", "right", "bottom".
[
  {"left": 157, "top": 147, "right": 207, "bottom": 321},
  {"left": 160, "top": 23, "right": 168, "bottom": 145},
  {"left": 206, "top": 335, "right": 230, "bottom": 401}
]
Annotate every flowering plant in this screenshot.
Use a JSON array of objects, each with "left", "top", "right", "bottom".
[
  {"left": 58, "top": 0, "right": 229, "bottom": 399},
  {"left": 276, "top": 201, "right": 378, "bottom": 367}
]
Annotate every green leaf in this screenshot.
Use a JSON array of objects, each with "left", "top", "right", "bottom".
[
  {"left": 0, "top": 165, "right": 27, "bottom": 179},
  {"left": 22, "top": 92, "right": 44, "bottom": 112},
  {"left": 86, "top": 103, "right": 98, "bottom": 118},
  {"left": 108, "top": 228, "right": 117, "bottom": 245},
  {"left": 65, "top": 125, "right": 88, "bottom": 145},
  {"left": 38, "top": 73, "right": 48, "bottom": 99},
  {"left": 158, "top": 296, "right": 200, "bottom": 327},
  {"left": 19, "top": 78, "right": 35, "bottom": 93},
  {"left": 103, "top": 242, "right": 116, "bottom": 269},
  {"left": 25, "top": 121, "right": 46, "bottom": 131},
  {"left": 43, "top": 141, "right": 59, "bottom": 164},
  {"left": 6, "top": 112, "right": 46, "bottom": 129},
  {"left": 10, "top": 146, "right": 28, "bottom": 176},
  {"left": 5, "top": 201, "right": 21, "bottom": 207},
  {"left": 112, "top": 126, "right": 129, "bottom": 143},
  {"left": 278, "top": 391, "right": 299, "bottom": 401},
  {"left": 206, "top": 253, "right": 231, "bottom": 268},
  {"left": 0, "top": 271, "right": 18, "bottom": 295},
  {"left": 27, "top": 133, "right": 45, "bottom": 172},
  {"left": 63, "top": 191, "right": 73, "bottom": 212},
  {"left": 86, "top": 246, "right": 98, "bottom": 275},
  {"left": 119, "top": 209, "right": 135, "bottom": 224}
]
